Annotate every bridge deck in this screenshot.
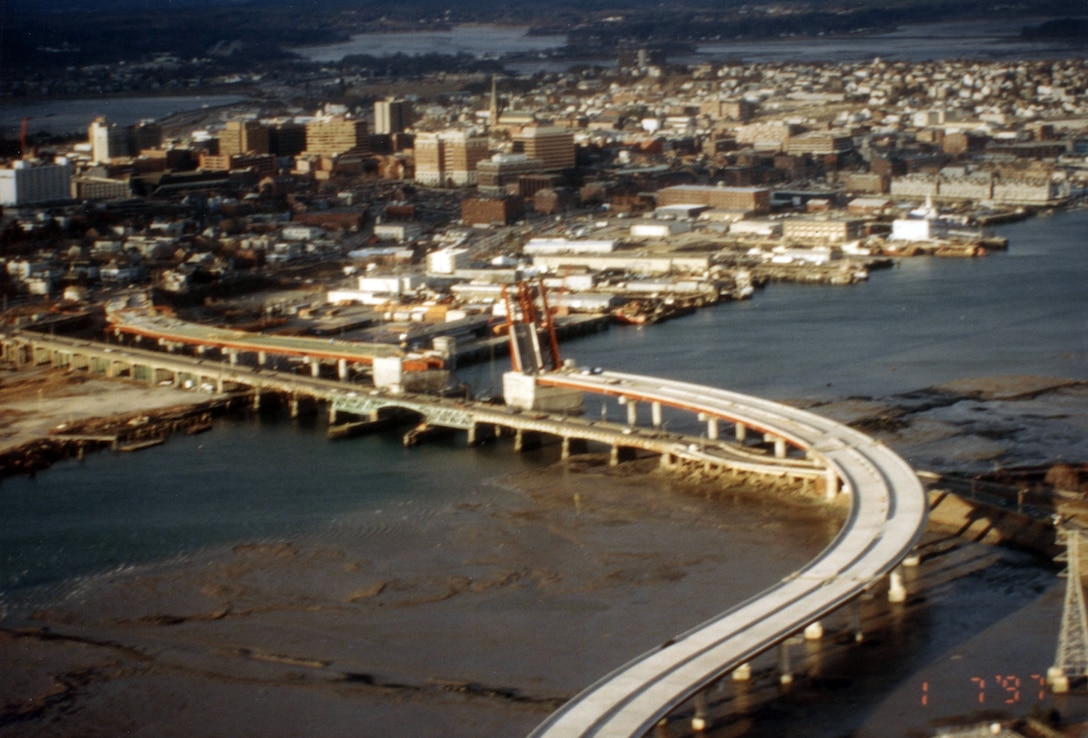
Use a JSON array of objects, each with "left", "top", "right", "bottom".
[{"left": 527, "top": 370, "right": 928, "bottom": 738}]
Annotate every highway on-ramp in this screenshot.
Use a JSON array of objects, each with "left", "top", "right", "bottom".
[{"left": 529, "top": 369, "right": 929, "bottom": 738}]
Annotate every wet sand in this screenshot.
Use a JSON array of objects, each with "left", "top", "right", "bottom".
[
  {"left": 0, "top": 369, "right": 216, "bottom": 456},
  {"left": 0, "top": 454, "right": 839, "bottom": 737},
  {"left": 2, "top": 372, "right": 1086, "bottom": 736}
]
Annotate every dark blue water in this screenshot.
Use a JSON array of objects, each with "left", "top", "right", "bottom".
[
  {"left": 0, "top": 415, "right": 550, "bottom": 605},
  {"left": 2, "top": 209, "right": 1086, "bottom": 609},
  {"left": 569, "top": 210, "right": 1088, "bottom": 400}
]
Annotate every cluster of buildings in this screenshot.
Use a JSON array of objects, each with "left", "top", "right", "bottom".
[{"left": 1, "top": 53, "right": 1087, "bottom": 307}]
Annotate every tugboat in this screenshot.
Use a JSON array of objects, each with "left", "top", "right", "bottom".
[{"left": 612, "top": 298, "right": 697, "bottom": 326}]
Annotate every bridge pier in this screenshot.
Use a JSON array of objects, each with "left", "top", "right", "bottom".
[
  {"left": 707, "top": 417, "right": 719, "bottom": 441},
  {"left": 778, "top": 641, "right": 793, "bottom": 685},
  {"left": 252, "top": 387, "right": 261, "bottom": 412},
  {"left": 514, "top": 429, "right": 541, "bottom": 452},
  {"left": 735, "top": 422, "right": 747, "bottom": 443},
  {"left": 258, "top": 351, "right": 267, "bottom": 366},
  {"left": 228, "top": 348, "right": 239, "bottom": 366},
  {"left": 560, "top": 436, "right": 588, "bottom": 460},
  {"left": 804, "top": 621, "right": 824, "bottom": 640},
  {"left": 850, "top": 599, "right": 864, "bottom": 642},
  {"left": 825, "top": 467, "right": 839, "bottom": 501},
  {"left": 651, "top": 401, "right": 663, "bottom": 429},
  {"left": 310, "top": 358, "right": 321, "bottom": 378},
  {"left": 732, "top": 662, "right": 752, "bottom": 681},
  {"left": 338, "top": 358, "right": 348, "bottom": 381},
  {"left": 888, "top": 568, "right": 907, "bottom": 603},
  {"left": 468, "top": 423, "right": 496, "bottom": 446},
  {"left": 691, "top": 691, "right": 709, "bottom": 732},
  {"left": 620, "top": 396, "right": 638, "bottom": 427},
  {"left": 328, "top": 404, "right": 338, "bottom": 424}
]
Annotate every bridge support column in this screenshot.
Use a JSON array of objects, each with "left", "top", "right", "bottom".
[
  {"left": 290, "top": 395, "right": 300, "bottom": 418},
  {"left": 707, "top": 417, "right": 719, "bottom": 441},
  {"left": 328, "top": 405, "right": 338, "bottom": 424},
  {"left": 468, "top": 424, "right": 496, "bottom": 447},
  {"left": 903, "top": 551, "right": 921, "bottom": 568},
  {"left": 850, "top": 599, "right": 864, "bottom": 642},
  {"left": 560, "top": 437, "right": 587, "bottom": 459},
  {"left": 778, "top": 641, "right": 793, "bottom": 685},
  {"left": 310, "top": 358, "right": 321, "bottom": 378},
  {"left": 692, "top": 691, "right": 709, "bottom": 732},
  {"left": 624, "top": 398, "right": 638, "bottom": 428},
  {"left": 651, "top": 401, "right": 663, "bottom": 429},
  {"left": 514, "top": 429, "right": 541, "bottom": 452},
  {"left": 257, "top": 351, "right": 267, "bottom": 366},
  {"left": 804, "top": 621, "right": 824, "bottom": 640},
  {"left": 338, "top": 358, "right": 348, "bottom": 381},
  {"left": 732, "top": 662, "right": 752, "bottom": 681},
  {"left": 774, "top": 436, "right": 787, "bottom": 459},
  {"left": 825, "top": 467, "right": 839, "bottom": 501},
  {"left": 228, "top": 349, "right": 239, "bottom": 366},
  {"left": 252, "top": 388, "right": 261, "bottom": 412},
  {"left": 735, "top": 422, "right": 747, "bottom": 443},
  {"left": 888, "top": 568, "right": 907, "bottom": 603},
  {"left": 561, "top": 436, "right": 571, "bottom": 460},
  {"left": 610, "top": 444, "right": 620, "bottom": 467}
]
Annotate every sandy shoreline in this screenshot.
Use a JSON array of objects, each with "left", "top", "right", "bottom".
[{"left": 2, "top": 367, "right": 1086, "bottom": 736}]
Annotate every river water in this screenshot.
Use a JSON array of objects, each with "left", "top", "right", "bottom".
[
  {"left": 1, "top": 210, "right": 1086, "bottom": 735},
  {"left": 286, "top": 18, "right": 1086, "bottom": 71}
]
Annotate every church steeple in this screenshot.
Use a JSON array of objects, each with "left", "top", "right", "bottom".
[{"left": 489, "top": 75, "right": 500, "bottom": 130}]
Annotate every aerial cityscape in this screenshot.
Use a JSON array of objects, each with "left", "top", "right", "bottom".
[{"left": 2, "top": 1, "right": 1088, "bottom": 736}]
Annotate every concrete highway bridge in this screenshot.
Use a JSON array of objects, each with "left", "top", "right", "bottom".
[{"left": 2, "top": 329, "right": 929, "bottom": 737}]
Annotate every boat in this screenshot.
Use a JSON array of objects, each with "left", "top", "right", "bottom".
[{"left": 611, "top": 299, "right": 696, "bottom": 326}]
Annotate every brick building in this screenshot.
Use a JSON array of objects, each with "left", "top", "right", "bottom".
[
  {"left": 220, "top": 120, "right": 270, "bottom": 157},
  {"left": 414, "top": 130, "right": 490, "bottom": 187},
  {"left": 513, "top": 126, "right": 576, "bottom": 171},
  {"left": 461, "top": 195, "right": 525, "bottom": 226},
  {"left": 305, "top": 116, "right": 371, "bottom": 157},
  {"left": 655, "top": 185, "right": 771, "bottom": 215}
]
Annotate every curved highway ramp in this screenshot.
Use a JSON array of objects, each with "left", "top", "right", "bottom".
[{"left": 529, "top": 370, "right": 929, "bottom": 738}]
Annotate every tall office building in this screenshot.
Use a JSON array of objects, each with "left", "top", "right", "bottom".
[
  {"left": 129, "top": 120, "right": 163, "bottom": 154},
  {"left": 0, "top": 159, "right": 73, "bottom": 206},
  {"left": 220, "top": 119, "right": 270, "bottom": 156},
  {"left": 413, "top": 130, "right": 490, "bottom": 187},
  {"left": 88, "top": 118, "right": 162, "bottom": 163},
  {"left": 268, "top": 121, "right": 308, "bottom": 157},
  {"left": 374, "top": 99, "right": 413, "bottom": 135},
  {"left": 88, "top": 117, "right": 128, "bottom": 164},
  {"left": 513, "top": 126, "right": 576, "bottom": 171},
  {"left": 304, "top": 116, "right": 371, "bottom": 156}
]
